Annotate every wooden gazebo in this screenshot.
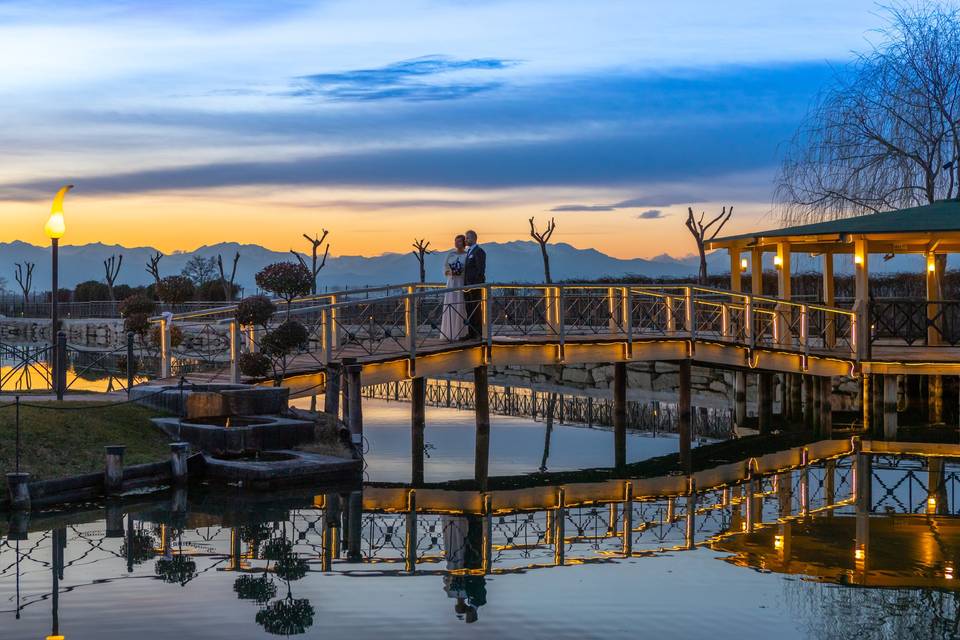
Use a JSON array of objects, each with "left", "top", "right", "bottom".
[{"left": 710, "top": 199, "right": 960, "bottom": 431}]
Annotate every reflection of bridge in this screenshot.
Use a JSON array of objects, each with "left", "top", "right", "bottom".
[{"left": 4, "top": 439, "right": 960, "bottom": 636}]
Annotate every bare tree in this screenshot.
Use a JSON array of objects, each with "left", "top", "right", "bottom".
[
  {"left": 103, "top": 254, "right": 123, "bottom": 301},
  {"left": 776, "top": 4, "right": 960, "bottom": 225},
  {"left": 146, "top": 252, "right": 163, "bottom": 286},
  {"left": 14, "top": 262, "right": 34, "bottom": 305},
  {"left": 529, "top": 217, "right": 557, "bottom": 283},
  {"left": 217, "top": 252, "right": 241, "bottom": 301},
  {"left": 291, "top": 231, "right": 330, "bottom": 295},
  {"left": 685, "top": 206, "right": 732, "bottom": 284},
  {"left": 181, "top": 255, "right": 218, "bottom": 286},
  {"left": 411, "top": 238, "right": 433, "bottom": 284}
]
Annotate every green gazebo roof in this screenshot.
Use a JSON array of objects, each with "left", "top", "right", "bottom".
[{"left": 710, "top": 200, "right": 960, "bottom": 248}]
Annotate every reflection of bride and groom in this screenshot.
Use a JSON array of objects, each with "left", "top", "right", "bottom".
[{"left": 441, "top": 230, "right": 486, "bottom": 341}]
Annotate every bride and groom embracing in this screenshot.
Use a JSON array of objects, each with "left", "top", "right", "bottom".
[{"left": 441, "top": 230, "right": 486, "bottom": 341}]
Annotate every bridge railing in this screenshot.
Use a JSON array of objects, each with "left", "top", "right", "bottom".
[{"left": 148, "top": 283, "right": 859, "bottom": 380}]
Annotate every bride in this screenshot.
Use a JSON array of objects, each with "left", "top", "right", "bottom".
[{"left": 441, "top": 234, "right": 468, "bottom": 341}]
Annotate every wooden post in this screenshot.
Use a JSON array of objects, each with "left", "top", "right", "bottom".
[
  {"left": 5, "top": 472, "right": 30, "bottom": 511},
  {"left": 105, "top": 445, "right": 126, "bottom": 496},
  {"left": 324, "top": 362, "right": 341, "bottom": 417},
  {"left": 853, "top": 237, "right": 870, "bottom": 359},
  {"left": 929, "top": 374, "right": 944, "bottom": 424},
  {"left": 734, "top": 372, "right": 747, "bottom": 429},
  {"left": 776, "top": 241, "right": 791, "bottom": 345},
  {"left": 228, "top": 320, "right": 240, "bottom": 384},
  {"left": 346, "top": 363, "right": 363, "bottom": 450},
  {"left": 346, "top": 490, "right": 363, "bottom": 562},
  {"left": 613, "top": 362, "right": 626, "bottom": 469},
  {"left": 160, "top": 315, "right": 172, "bottom": 379},
  {"left": 820, "top": 377, "right": 833, "bottom": 436},
  {"left": 882, "top": 374, "right": 898, "bottom": 440},
  {"left": 474, "top": 365, "right": 490, "bottom": 489},
  {"left": 729, "top": 247, "right": 742, "bottom": 293},
  {"left": 803, "top": 374, "right": 815, "bottom": 431},
  {"left": 622, "top": 481, "right": 633, "bottom": 557},
  {"left": 862, "top": 374, "right": 871, "bottom": 434},
  {"left": 405, "top": 489, "right": 417, "bottom": 573},
  {"left": 678, "top": 360, "right": 692, "bottom": 473},
  {"left": 789, "top": 373, "right": 802, "bottom": 427},
  {"left": 822, "top": 252, "right": 836, "bottom": 347},
  {"left": 928, "top": 458, "right": 947, "bottom": 515},
  {"left": 758, "top": 372, "right": 773, "bottom": 435},
  {"left": 170, "top": 442, "right": 189, "bottom": 485},
  {"left": 411, "top": 377, "right": 426, "bottom": 486},
  {"left": 751, "top": 246, "right": 764, "bottom": 296}
]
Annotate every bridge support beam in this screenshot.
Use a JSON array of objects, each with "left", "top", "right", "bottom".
[
  {"left": 474, "top": 365, "right": 490, "bottom": 490},
  {"left": 758, "top": 373, "right": 773, "bottom": 435},
  {"left": 803, "top": 374, "right": 815, "bottom": 430},
  {"left": 929, "top": 375, "right": 944, "bottom": 425},
  {"left": 819, "top": 376, "right": 833, "bottom": 437},
  {"left": 734, "top": 372, "right": 747, "bottom": 429},
  {"left": 678, "top": 360, "right": 692, "bottom": 473},
  {"left": 324, "top": 362, "right": 341, "bottom": 418},
  {"left": 346, "top": 362, "right": 363, "bottom": 450},
  {"left": 411, "top": 377, "right": 426, "bottom": 486},
  {"left": 883, "top": 374, "right": 898, "bottom": 440},
  {"left": 613, "top": 362, "right": 627, "bottom": 469}
]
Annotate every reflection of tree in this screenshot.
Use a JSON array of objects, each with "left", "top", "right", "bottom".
[
  {"left": 255, "top": 528, "right": 315, "bottom": 636},
  {"left": 120, "top": 529, "right": 156, "bottom": 566},
  {"left": 154, "top": 555, "right": 197, "bottom": 585},
  {"left": 234, "top": 574, "right": 277, "bottom": 604},
  {"left": 255, "top": 597, "right": 315, "bottom": 636},
  {"left": 154, "top": 528, "right": 197, "bottom": 585},
  {"left": 782, "top": 578, "right": 960, "bottom": 639}
]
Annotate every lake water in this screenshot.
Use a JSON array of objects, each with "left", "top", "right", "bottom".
[{"left": 1, "top": 400, "right": 958, "bottom": 639}]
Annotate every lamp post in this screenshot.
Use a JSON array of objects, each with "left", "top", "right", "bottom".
[{"left": 45, "top": 185, "right": 72, "bottom": 400}]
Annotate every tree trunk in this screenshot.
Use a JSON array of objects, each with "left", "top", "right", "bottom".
[
  {"left": 697, "top": 245, "right": 708, "bottom": 285},
  {"left": 540, "top": 245, "right": 552, "bottom": 284},
  {"left": 539, "top": 392, "right": 556, "bottom": 472}
]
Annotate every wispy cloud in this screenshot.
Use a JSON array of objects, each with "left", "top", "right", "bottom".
[
  {"left": 550, "top": 199, "right": 667, "bottom": 215},
  {"left": 290, "top": 55, "right": 517, "bottom": 102},
  {"left": 636, "top": 208, "right": 666, "bottom": 219}
]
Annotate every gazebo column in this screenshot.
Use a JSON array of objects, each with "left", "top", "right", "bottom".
[
  {"left": 926, "top": 252, "right": 944, "bottom": 424},
  {"left": 729, "top": 247, "right": 746, "bottom": 428},
  {"left": 753, "top": 246, "right": 773, "bottom": 433},
  {"left": 822, "top": 252, "right": 836, "bottom": 347},
  {"left": 776, "top": 242, "right": 799, "bottom": 425},
  {"left": 853, "top": 237, "right": 870, "bottom": 360}
]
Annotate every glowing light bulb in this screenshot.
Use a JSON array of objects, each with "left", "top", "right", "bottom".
[
  {"left": 45, "top": 184, "right": 73, "bottom": 239},
  {"left": 740, "top": 258, "right": 748, "bottom": 272},
  {"left": 773, "top": 255, "right": 783, "bottom": 268},
  {"left": 854, "top": 254, "right": 864, "bottom": 265}
]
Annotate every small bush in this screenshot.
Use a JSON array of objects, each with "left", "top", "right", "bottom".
[
  {"left": 119, "top": 294, "right": 156, "bottom": 317},
  {"left": 237, "top": 295, "right": 276, "bottom": 327},
  {"left": 255, "top": 262, "right": 312, "bottom": 303},
  {"left": 239, "top": 352, "right": 271, "bottom": 378},
  {"left": 156, "top": 275, "right": 196, "bottom": 304},
  {"left": 261, "top": 320, "right": 309, "bottom": 356}
]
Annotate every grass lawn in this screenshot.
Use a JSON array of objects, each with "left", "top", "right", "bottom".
[{"left": 0, "top": 401, "right": 171, "bottom": 489}]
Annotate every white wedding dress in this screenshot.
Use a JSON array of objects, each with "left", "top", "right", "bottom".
[{"left": 441, "top": 250, "right": 467, "bottom": 340}]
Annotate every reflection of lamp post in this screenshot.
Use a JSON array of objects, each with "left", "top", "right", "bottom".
[{"left": 45, "top": 185, "right": 72, "bottom": 400}]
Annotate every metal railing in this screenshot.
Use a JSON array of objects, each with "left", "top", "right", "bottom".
[{"left": 148, "top": 283, "right": 861, "bottom": 380}]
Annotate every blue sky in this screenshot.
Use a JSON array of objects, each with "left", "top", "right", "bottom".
[{"left": 0, "top": 0, "right": 890, "bottom": 256}]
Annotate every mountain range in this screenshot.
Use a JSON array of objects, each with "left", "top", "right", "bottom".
[{"left": 0, "top": 240, "right": 936, "bottom": 294}]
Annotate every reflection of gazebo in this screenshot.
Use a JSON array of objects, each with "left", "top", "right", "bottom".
[
  {"left": 710, "top": 200, "right": 960, "bottom": 430},
  {"left": 712, "top": 515, "right": 960, "bottom": 589}
]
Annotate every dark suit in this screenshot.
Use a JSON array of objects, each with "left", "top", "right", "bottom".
[{"left": 463, "top": 245, "right": 486, "bottom": 339}]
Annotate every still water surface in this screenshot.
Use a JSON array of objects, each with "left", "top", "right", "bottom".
[{"left": 1, "top": 401, "right": 957, "bottom": 639}]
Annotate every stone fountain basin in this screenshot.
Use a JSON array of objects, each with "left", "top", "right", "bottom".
[
  {"left": 151, "top": 414, "right": 314, "bottom": 454},
  {"left": 201, "top": 449, "right": 361, "bottom": 488},
  {"left": 132, "top": 383, "right": 289, "bottom": 417}
]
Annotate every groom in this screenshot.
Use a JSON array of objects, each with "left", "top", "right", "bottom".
[{"left": 463, "top": 230, "right": 486, "bottom": 340}]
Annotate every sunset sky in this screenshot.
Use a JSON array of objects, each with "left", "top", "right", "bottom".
[{"left": 0, "top": 1, "right": 888, "bottom": 258}]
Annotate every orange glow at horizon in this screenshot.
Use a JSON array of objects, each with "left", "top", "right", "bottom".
[{"left": 0, "top": 189, "right": 768, "bottom": 259}]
